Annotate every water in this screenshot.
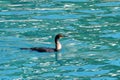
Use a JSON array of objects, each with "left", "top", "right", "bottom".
[{"left": 0, "top": 0, "right": 120, "bottom": 79}]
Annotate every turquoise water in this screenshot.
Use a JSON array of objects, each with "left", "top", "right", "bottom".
[{"left": 0, "top": 0, "right": 120, "bottom": 79}]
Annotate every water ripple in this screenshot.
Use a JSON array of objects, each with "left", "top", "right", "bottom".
[
  {"left": 95, "top": 1, "right": 120, "bottom": 7},
  {"left": 33, "top": 14, "right": 89, "bottom": 19}
]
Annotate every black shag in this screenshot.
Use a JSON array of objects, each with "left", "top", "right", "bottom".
[{"left": 21, "top": 34, "right": 65, "bottom": 52}]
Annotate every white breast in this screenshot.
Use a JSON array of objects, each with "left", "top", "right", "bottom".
[{"left": 57, "top": 41, "right": 62, "bottom": 50}]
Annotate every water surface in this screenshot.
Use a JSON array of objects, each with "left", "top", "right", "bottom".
[{"left": 0, "top": 0, "right": 120, "bottom": 79}]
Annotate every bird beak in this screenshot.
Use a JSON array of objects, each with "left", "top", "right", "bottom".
[{"left": 60, "top": 35, "right": 66, "bottom": 38}]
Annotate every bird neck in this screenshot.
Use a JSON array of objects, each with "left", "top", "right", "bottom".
[{"left": 55, "top": 38, "right": 62, "bottom": 51}]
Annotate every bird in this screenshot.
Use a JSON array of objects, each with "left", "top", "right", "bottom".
[{"left": 20, "top": 34, "right": 65, "bottom": 52}]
